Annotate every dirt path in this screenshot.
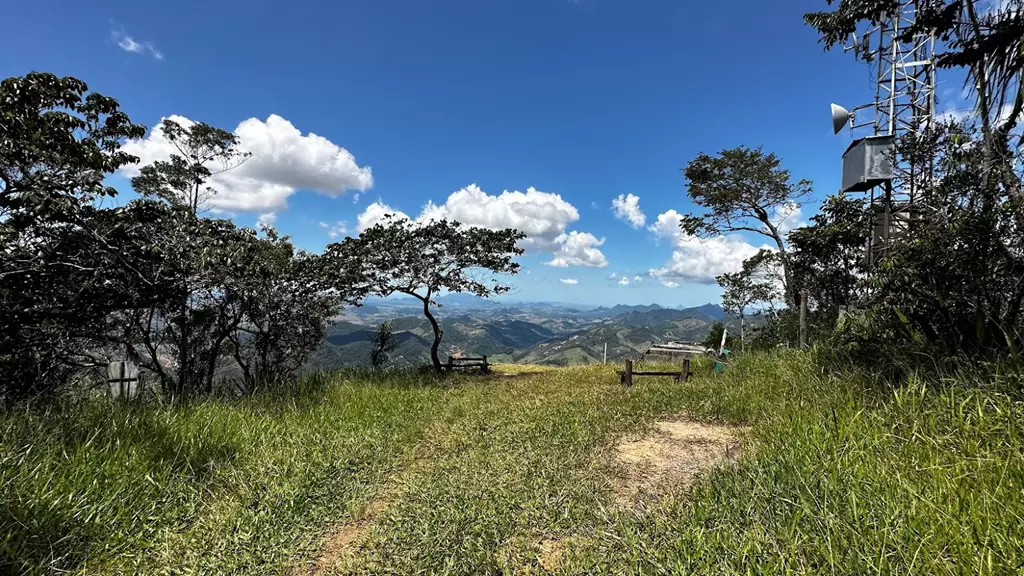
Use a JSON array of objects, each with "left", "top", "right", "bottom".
[{"left": 298, "top": 413, "right": 746, "bottom": 575}]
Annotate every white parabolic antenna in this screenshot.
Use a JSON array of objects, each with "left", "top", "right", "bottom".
[{"left": 830, "top": 103, "right": 852, "bottom": 134}]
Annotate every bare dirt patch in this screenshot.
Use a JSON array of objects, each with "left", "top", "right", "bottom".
[
  {"left": 610, "top": 418, "right": 747, "bottom": 506},
  {"left": 537, "top": 536, "right": 590, "bottom": 572}
]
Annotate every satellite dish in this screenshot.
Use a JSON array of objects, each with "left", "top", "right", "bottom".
[{"left": 831, "top": 103, "right": 852, "bottom": 134}]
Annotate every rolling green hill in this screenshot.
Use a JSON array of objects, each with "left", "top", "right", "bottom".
[{"left": 308, "top": 303, "right": 740, "bottom": 370}]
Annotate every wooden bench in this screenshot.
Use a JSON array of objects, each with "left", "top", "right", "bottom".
[
  {"left": 446, "top": 355, "right": 490, "bottom": 374},
  {"left": 617, "top": 358, "right": 691, "bottom": 386}
]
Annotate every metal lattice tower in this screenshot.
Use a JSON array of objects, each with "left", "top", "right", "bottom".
[{"left": 842, "top": 0, "right": 936, "bottom": 266}]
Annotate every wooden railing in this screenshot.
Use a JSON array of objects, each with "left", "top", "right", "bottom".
[{"left": 617, "top": 358, "right": 691, "bottom": 386}]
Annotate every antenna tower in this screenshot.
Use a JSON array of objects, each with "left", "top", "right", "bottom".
[{"left": 837, "top": 0, "right": 936, "bottom": 267}]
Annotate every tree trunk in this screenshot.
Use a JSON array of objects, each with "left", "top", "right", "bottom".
[
  {"left": 413, "top": 291, "right": 444, "bottom": 373},
  {"left": 761, "top": 217, "right": 797, "bottom": 310}
]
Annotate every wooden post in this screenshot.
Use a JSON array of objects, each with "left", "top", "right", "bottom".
[
  {"left": 799, "top": 288, "right": 809, "bottom": 349},
  {"left": 683, "top": 358, "right": 691, "bottom": 382},
  {"left": 623, "top": 359, "right": 633, "bottom": 387},
  {"left": 603, "top": 343, "right": 607, "bottom": 364},
  {"left": 447, "top": 356, "right": 454, "bottom": 373},
  {"left": 482, "top": 355, "right": 489, "bottom": 374}
]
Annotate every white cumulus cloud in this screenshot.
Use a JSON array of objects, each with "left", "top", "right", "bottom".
[
  {"left": 355, "top": 184, "right": 607, "bottom": 267},
  {"left": 647, "top": 209, "right": 770, "bottom": 284},
  {"left": 648, "top": 209, "right": 685, "bottom": 241},
  {"left": 546, "top": 231, "right": 608, "bottom": 268},
  {"left": 257, "top": 213, "right": 276, "bottom": 227},
  {"left": 660, "top": 280, "right": 680, "bottom": 288},
  {"left": 611, "top": 193, "right": 646, "bottom": 228},
  {"left": 559, "top": 278, "right": 579, "bottom": 285},
  {"left": 356, "top": 201, "right": 409, "bottom": 233},
  {"left": 648, "top": 234, "right": 767, "bottom": 284},
  {"left": 120, "top": 114, "right": 373, "bottom": 214},
  {"left": 416, "top": 184, "right": 580, "bottom": 251},
  {"left": 618, "top": 276, "right": 629, "bottom": 286},
  {"left": 633, "top": 275, "right": 642, "bottom": 282}
]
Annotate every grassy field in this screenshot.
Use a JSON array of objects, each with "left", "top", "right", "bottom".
[{"left": 2, "top": 353, "right": 1023, "bottom": 575}]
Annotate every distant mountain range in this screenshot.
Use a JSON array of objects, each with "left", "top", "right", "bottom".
[{"left": 309, "top": 301, "right": 741, "bottom": 370}]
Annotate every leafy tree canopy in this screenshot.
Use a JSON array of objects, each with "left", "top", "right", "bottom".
[
  {"left": 681, "top": 146, "right": 811, "bottom": 308},
  {"left": 324, "top": 215, "right": 525, "bottom": 372}
]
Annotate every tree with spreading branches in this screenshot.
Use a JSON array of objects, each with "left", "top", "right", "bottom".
[
  {"left": 680, "top": 146, "right": 812, "bottom": 309},
  {"left": 324, "top": 215, "right": 525, "bottom": 373}
]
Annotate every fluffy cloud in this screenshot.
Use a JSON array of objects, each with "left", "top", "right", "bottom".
[
  {"left": 120, "top": 114, "right": 373, "bottom": 214},
  {"left": 111, "top": 28, "right": 163, "bottom": 60},
  {"left": 647, "top": 209, "right": 770, "bottom": 284},
  {"left": 416, "top": 184, "right": 580, "bottom": 251},
  {"left": 611, "top": 193, "right": 646, "bottom": 228},
  {"left": 660, "top": 280, "right": 680, "bottom": 288},
  {"left": 618, "top": 276, "right": 629, "bottom": 286},
  {"left": 257, "top": 213, "right": 276, "bottom": 227},
  {"left": 773, "top": 202, "right": 805, "bottom": 235},
  {"left": 648, "top": 234, "right": 767, "bottom": 284},
  {"left": 633, "top": 275, "right": 642, "bottom": 282},
  {"left": 355, "top": 184, "right": 607, "bottom": 267},
  {"left": 648, "top": 209, "right": 686, "bottom": 241},
  {"left": 559, "top": 278, "right": 579, "bottom": 285},
  {"left": 356, "top": 201, "right": 408, "bottom": 233},
  {"left": 545, "top": 231, "right": 608, "bottom": 268}
]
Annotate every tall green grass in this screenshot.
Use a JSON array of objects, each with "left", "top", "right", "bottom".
[
  {"left": 3, "top": 354, "right": 1022, "bottom": 575},
  {"left": 0, "top": 370, "right": 450, "bottom": 574}
]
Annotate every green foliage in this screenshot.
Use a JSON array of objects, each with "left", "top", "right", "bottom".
[
  {"left": 717, "top": 249, "right": 780, "bottom": 350},
  {"left": 702, "top": 321, "right": 737, "bottom": 351},
  {"left": 226, "top": 227, "right": 347, "bottom": 393},
  {"left": 681, "top": 146, "right": 812, "bottom": 308},
  {"left": 324, "top": 215, "right": 526, "bottom": 373},
  {"left": 0, "top": 72, "right": 150, "bottom": 400},
  {"left": 788, "top": 192, "right": 870, "bottom": 319},
  {"left": 824, "top": 122, "right": 1024, "bottom": 375},
  {"left": 1, "top": 74, "right": 352, "bottom": 401},
  {"left": 369, "top": 321, "right": 398, "bottom": 369}
]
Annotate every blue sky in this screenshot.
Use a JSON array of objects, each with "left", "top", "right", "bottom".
[{"left": 5, "top": 0, "right": 967, "bottom": 306}]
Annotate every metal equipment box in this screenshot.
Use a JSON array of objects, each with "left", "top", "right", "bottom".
[{"left": 841, "top": 135, "right": 894, "bottom": 193}]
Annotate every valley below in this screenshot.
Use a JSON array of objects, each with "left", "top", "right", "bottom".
[{"left": 308, "top": 296, "right": 741, "bottom": 370}]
